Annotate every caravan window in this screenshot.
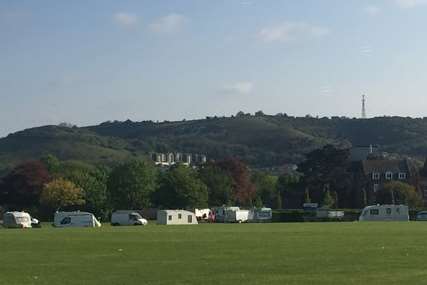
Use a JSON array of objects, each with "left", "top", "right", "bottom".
[
  {"left": 370, "top": 209, "right": 379, "bottom": 215},
  {"left": 188, "top": 215, "right": 192, "bottom": 223},
  {"left": 386, "top": 208, "right": 392, "bottom": 215},
  {"left": 178, "top": 213, "right": 182, "bottom": 219},
  {"left": 61, "top": 217, "right": 71, "bottom": 225}
]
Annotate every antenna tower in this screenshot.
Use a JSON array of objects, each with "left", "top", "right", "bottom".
[{"left": 361, "top": 94, "right": 367, "bottom": 119}]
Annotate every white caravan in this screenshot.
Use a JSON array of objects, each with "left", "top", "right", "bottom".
[
  {"left": 248, "top": 208, "right": 273, "bottom": 223},
  {"left": 111, "top": 211, "right": 148, "bottom": 226},
  {"left": 359, "top": 205, "right": 409, "bottom": 221},
  {"left": 54, "top": 211, "right": 101, "bottom": 228},
  {"left": 224, "top": 207, "right": 249, "bottom": 223},
  {"left": 2, "top": 211, "right": 32, "bottom": 228},
  {"left": 157, "top": 210, "right": 198, "bottom": 225}
]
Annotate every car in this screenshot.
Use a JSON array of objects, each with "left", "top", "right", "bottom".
[{"left": 416, "top": 211, "right": 427, "bottom": 221}]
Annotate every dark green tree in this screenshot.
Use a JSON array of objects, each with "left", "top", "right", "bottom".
[
  {"left": 251, "top": 171, "right": 278, "bottom": 207},
  {"left": 154, "top": 164, "right": 208, "bottom": 209},
  {"left": 298, "top": 145, "right": 352, "bottom": 208},
  {"left": 107, "top": 160, "right": 157, "bottom": 209},
  {"left": 198, "top": 162, "right": 232, "bottom": 206}
]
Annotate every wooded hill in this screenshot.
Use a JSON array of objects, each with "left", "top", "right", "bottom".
[{"left": 2, "top": 114, "right": 427, "bottom": 174}]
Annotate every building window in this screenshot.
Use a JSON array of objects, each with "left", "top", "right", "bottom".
[
  {"left": 399, "top": 173, "right": 407, "bottom": 180},
  {"left": 168, "top": 215, "right": 172, "bottom": 221},
  {"left": 188, "top": 215, "right": 192, "bottom": 223},
  {"left": 178, "top": 213, "right": 182, "bottom": 219},
  {"left": 372, "top": 172, "right": 380, "bottom": 180},
  {"left": 386, "top": 208, "right": 392, "bottom": 215},
  {"left": 385, "top": 172, "right": 393, "bottom": 180},
  {"left": 370, "top": 209, "right": 379, "bottom": 215},
  {"left": 373, "top": 184, "right": 379, "bottom": 193}
]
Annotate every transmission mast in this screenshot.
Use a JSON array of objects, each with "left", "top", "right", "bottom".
[{"left": 361, "top": 94, "right": 367, "bottom": 119}]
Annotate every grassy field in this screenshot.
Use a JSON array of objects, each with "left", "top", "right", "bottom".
[{"left": 1, "top": 222, "right": 427, "bottom": 285}]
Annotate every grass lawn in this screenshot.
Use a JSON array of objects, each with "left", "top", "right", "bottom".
[{"left": 1, "top": 222, "right": 427, "bottom": 285}]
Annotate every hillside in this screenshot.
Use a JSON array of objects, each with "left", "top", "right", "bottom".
[{"left": 2, "top": 115, "right": 427, "bottom": 174}]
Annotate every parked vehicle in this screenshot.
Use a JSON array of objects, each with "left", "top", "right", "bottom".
[
  {"left": 2, "top": 211, "right": 33, "bottom": 228},
  {"left": 359, "top": 205, "right": 409, "bottom": 221},
  {"left": 195, "top": 208, "right": 211, "bottom": 221},
  {"left": 31, "top": 218, "right": 42, "bottom": 228},
  {"left": 111, "top": 211, "right": 148, "bottom": 226},
  {"left": 316, "top": 209, "right": 345, "bottom": 219},
  {"left": 224, "top": 208, "right": 249, "bottom": 223},
  {"left": 157, "top": 210, "right": 198, "bottom": 225},
  {"left": 416, "top": 211, "right": 427, "bottom": 221},
  {"left": 212, "top": 206, "right": 240, "bottom": 223},
  {"left": 248, "top": 207, "right": 272, "bottom": 223},
  {"left": 54, "top": 211, "right": 101, "bottom": 228}
]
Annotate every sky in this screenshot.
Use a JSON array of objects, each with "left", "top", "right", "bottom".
[{"left": 1, "top": 0, "right": 427, "bottom": 137}]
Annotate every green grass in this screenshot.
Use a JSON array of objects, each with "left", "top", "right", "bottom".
[{"left": 1, "top": 222, "right": 427, "bottom": 285}]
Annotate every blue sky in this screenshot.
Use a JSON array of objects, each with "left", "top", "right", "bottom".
[{"left": 1, "top": 0, "right": 427, "bottom": 137}]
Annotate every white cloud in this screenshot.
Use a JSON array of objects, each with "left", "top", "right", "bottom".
[
  {"left": 365, "top": 5, "right": 380, "bottom": 16},
  {"left": 221, "top": 82, "right": 254, "bottom": 95},
  {"left": 395, "top": 0, "right": 427, "bottom": 8},
  {"left": 113, "top": 12, "right": 137, "bottom": 27},
  {"left": 257, "top": 22, "right": 329, "bottom": 43},
  {"left": 149, "top": 13, "right": 188, "bottom": 34}
]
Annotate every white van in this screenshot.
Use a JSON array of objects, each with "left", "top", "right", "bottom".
[
  {"left": 111, "top": 211, "right": 148, "bottom": 226},
  {"left": 3, "top": 211, "right": 32, "bottom": 228},
  {"left": 359, "top": 205, "right": 409, "bottom": 221},
  {"left": 54, "top": 211, "right": 101, "bottom": 228}
]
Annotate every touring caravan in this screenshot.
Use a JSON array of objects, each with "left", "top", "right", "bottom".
[
  {"left": 2, "top": 211, "right": 32, "bottom": 228},
  {"left": 248, "top": 208, "right": 273, "bottom": 223},
  {"left": 359, "top": 205, "right": 409, "bottom": 221},
  {"left": 111, "top": 211, "right": 148, "bottom": 226},
  {"left": 157, "top": 210, "right": 198, "bottom": 225},
  {"left": 224, "top": 208, "right": 249, "bottom": 223},
  {"left": 54, "top": 211, "right": 101, "bottom": 228}
]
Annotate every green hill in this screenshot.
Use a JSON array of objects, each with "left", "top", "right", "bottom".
[{"left": 2, "top": 115, "right": 427, "bottom": 174}]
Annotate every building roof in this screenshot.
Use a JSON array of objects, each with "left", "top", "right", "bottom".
[{"left": 361, "top": 159, "right": 410, "bottom": 175}]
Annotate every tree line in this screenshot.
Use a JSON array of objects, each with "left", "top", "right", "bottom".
[
  {"left": 1, "top": 144, "right": 423, "bottom": 221},
  {"left": 0, "top": 155, "right": 296, "bottom": 220}
]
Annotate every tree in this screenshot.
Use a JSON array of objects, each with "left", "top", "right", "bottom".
[
  {"left": 0, "top": 161, "right": 50, "bottom": 208},
  {"left": 216, "top": 158, "right": 256, "bottom": 206},
  {"left": 154, "top": 164, "right": 208, "bottom": 209},
  {"left": 251, "top": 171, "right": 278, "bottom": 207},
  {"left": 276, "top": 174, "right": 300, "bottom": 208},
  {"left": 322, "top": 190, "right": 335, "bottom": 208},
  {"left": 40, "top": 178, "right": 85, "bottom": 210},
  {"left": 107, "top": 160, "right": 157, "bottom": 209},
  {"left": 376, "top": 181, "right": 423, "bottom": 208},
  {"left": 40, "top": 154, "right": 61, "bottom": 175},
  {"left": 304, "top": 188, "right": 311, "bottom": 203},
  {"left": 298, "top": 145, "right": 353, "bottom": 207},
  {"left": 65, "top": 166, "right": 109, "bottom": 219},
  {"left": 198, "top": 162, "right": 232, "bottom": 206}
]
